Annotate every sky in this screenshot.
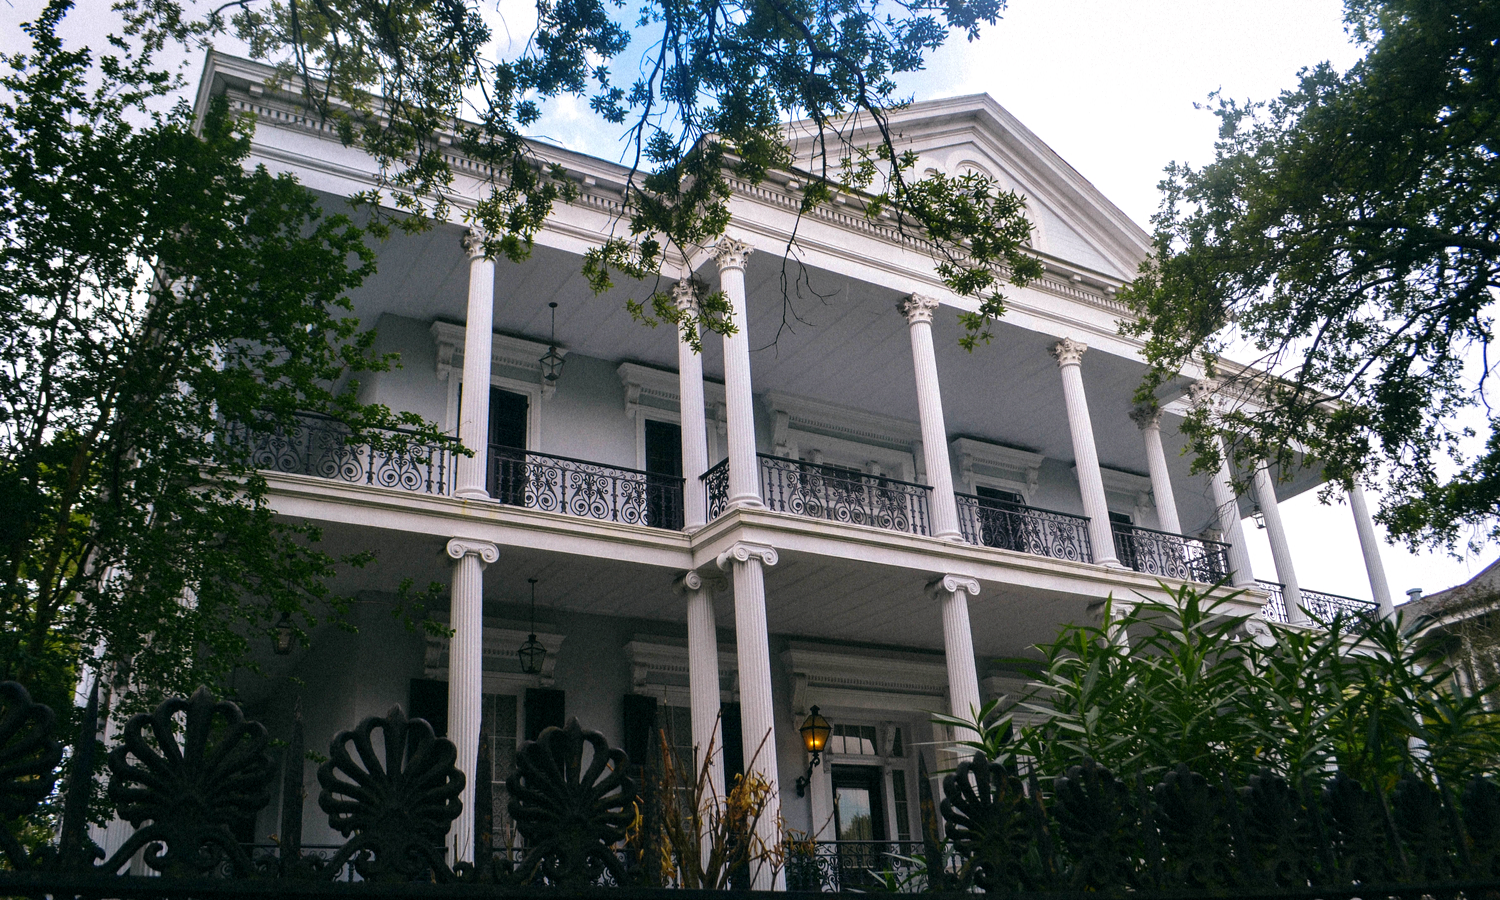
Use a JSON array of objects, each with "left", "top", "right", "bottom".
[{"left": 4, "top": 0, "right": 1496, "bottom": 602}]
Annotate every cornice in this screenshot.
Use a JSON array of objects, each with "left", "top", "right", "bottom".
[
  {"left": 617, "top": 362, "right": 727, "bottom": 419},
  {"left": 763, "top": 391, "right": 923, "bottom": 453}
]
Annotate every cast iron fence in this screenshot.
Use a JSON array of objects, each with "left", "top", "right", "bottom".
[
  {"left": 954, "top": 493, "right": 1093, "bottom": 563},
  {"left": 703, "top": 458, "right": 730, "bottom": 521},
  {"left": 3, "top": 678, "right": 1500, "bottom": 897},
  {"left": 1112, "top": 523, "right": 1232, "bottom": 583},
  {"left": 490, "top": 444, "right": 684, "bottom": 530},
  {"left": 758, "top": 454, "right": 932, "bottom": 535},
  {"left": 224, "top": 412, "right": 455, "bottom": 495}
]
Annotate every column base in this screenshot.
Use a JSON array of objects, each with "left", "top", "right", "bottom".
[
  {"left": 454, "top": 487, "right": 491, "bottom": 502},
  {"left": 727, "top": 495, "right": 764, "bottom": 510},
  {"left": 935, "top": 529, "right": 964, "bottom": 542}
]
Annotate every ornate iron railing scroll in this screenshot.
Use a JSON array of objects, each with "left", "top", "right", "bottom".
[
  {"left": 954, "top": 493, "right": 1094, "bottom": 563},
  {"left": 703, "top": 458, "right": 730, "bottom": 521},
  {"left": 1112, "top": 523, "right": 1231, "bottom": 583},
  {"left": 1258, "top": 580, "right": 1289, "bottom": 623},
  {"left": 490, "top": 445, "right": 684, "bottom": 530},
  {"left": 758, "top": 454, "right": 932, "bottom": 536},
  {"left": 225, "top": 412, "right": 455, "bottom": 495}
]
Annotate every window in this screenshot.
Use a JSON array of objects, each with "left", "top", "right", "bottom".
[
  {"left": 1110, "top": 511, "right": 1138, "bottom": 569},
  {"left": 489, "top": 388, "right": 529, "bottom": 504},
  {"left": 829, "top": 723, "right": 878, "bottom": 756},
  {"left": 481, "top": 693, "right": 520, "bottom": 850},
  {"left": 891, "top": 769, "right": 912, "bottom": 842},
  {"left": 644, "top": 419, "right": 684, "bottom": 529}
]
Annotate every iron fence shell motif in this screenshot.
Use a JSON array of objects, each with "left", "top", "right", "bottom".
[
  {"left": 954, "top": 493, "right": 1093, "bottom": 563},
  {"left": 758, "top": 454, "right": 932, "bottom": 536},
  {"left": 225, "top": 413, "right": 454, "bottom": 495},
  {"left": 1111, "top": 523, "right": 1231, "bottom": 583},
  {"left": 490, "top": 445, "right": 684, "bottom": 529}
]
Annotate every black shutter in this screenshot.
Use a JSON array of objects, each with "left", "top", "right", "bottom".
[
  {"left": 409, "top": 678, "right": 448, "bottom": 737},
  {"left": 525, "top": 687, "right": 566, "bottom": 741},
  {"left": 622, "top": 694, "right": 658, "bottom": 768},
  {"left": 720, "top": 701, "right": 744, "bottom": 785}
]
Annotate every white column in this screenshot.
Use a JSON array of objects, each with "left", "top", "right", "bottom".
[
  {"left": 456, "top": 228, "right": 496, "bottom": 501},
  {"left": 1209, "top": 443, "right": 1257, "bottom": 587},
  {"left": 899, "top": 295, "right": 962, "bottom": 541},
  {"left": 1131, "top": 405, "right": 1183, "bottom": 534},
  {"left": 715, "top": 239, "right": 763, "bottom": 509},
  {"left": 675, "top": 280, "right": 711, "bottom": 530},
  {"left": 1252, "top": 464, "right": 1307, "bottom": 623},
  {"left": 929, "top": 575, "right": 982, "bottom": 740},
  {"left": 444, "top": 537, "right": 498, "bottom": 862},
  {"left": 1349, "top": 482, "right": 1396, "bottom": 619},
  {"left": 676, "top": 571, "right": 726, "bottom": 805},
  {"left": 1050, "top": 339, "right": 1122, "bottom": 567},
  {"left": 717, "top": 542, "right": 781, "bottom": 890}
]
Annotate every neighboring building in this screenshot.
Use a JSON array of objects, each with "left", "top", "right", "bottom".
[
  {"left": 1408, "top": 560, "right": 1500, "bottom": 701},
  {"left": 194, "top": 53, "right": 1396, "bottom": 886}
]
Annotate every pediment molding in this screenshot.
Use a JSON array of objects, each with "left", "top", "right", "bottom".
[
  {"left": 616, "top": 362, "right": 727, "bottom": 420},
  {"left": 424, "top": 623, "right": 566, "bottom": 689},
  {"left": 431, "top": 320, "right": 569, "bottom": 398},
  {"left": 764, "top": 392, "right": 923, "bottom": 454},
  {"left": 783, "top": 641, "right": 949, "bottom": 716},
  {"left": 951, "top": 437, "right": 1044, "bottom": 498},
  {"left": 623, "top": 638, "right": 738, "bottom": 706}
]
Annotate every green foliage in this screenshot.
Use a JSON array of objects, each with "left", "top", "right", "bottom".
[
  {"left": 958, "top": 583, "right": 1500, "bottom": 791},
  {"left": 1119, "top": 0, "right": 1500, "bottom": 553},
  {"left": 115, "top": 0, "right": 1040, "bottom": 350},
  {"left": 0, "top": 2, "right": 454, "bottom": 712}
]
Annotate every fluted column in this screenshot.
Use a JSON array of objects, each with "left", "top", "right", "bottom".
[
  {"left": 715, "top": 239, "right": 763, "bottom": 509},
  {"left": 456, "top": 229, "right": 496, "bottom": 501},
  {"left": 717, "top": 541, "right": 781, "bottom": 890},
  {"left": 1349, "top": 482, "right": 1396, "bottom": 619},
  {"left": 929, "top": 575, "right": 982, "bottom": 740},
  {"left": 1252, "top": 464, "right": 1307, "bottom": 623},
  {"left": 445, "top": 537, "right": 498, "bottom": 862},
  {"left": 1209, "top": 441, "right": 1257, "bottom": 587},
  {"left": 1131, "top": 405, "right": 1183, "bottom": 534},
  {"left": 675, "top": 281, "right": 711, "bottom": 530},
  {"left": 676, "top": 571, "right": 727, "bottom": 807},
  {"left": 1050, "top": 339, "right": 1121, "bottom": 566},
  {"left": 899, "top": 295, "right": 962, "bottom": 541}
]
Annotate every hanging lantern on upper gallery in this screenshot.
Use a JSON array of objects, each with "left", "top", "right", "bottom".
[{"left": 539, "top": 302, "right": 565, "bottom": 383}]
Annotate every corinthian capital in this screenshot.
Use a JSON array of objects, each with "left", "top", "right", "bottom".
[
  {"left": 898, "top": 294, "right": 941, "bottom": 325},
  {"left": 1049, "top": 337, "right": 1088, "bottom": 367},
  {"left": 1129, "top": 403, "right": 1163, "bottom": 430},
  {"left": 461, "top": 226, "right": 490, "bottom": 260},
  {"left": 672, "top": 279, "right": 699, "bottom": 313},
  {"left": 713, "top": 238, "right": 753, "bottom": 272}
]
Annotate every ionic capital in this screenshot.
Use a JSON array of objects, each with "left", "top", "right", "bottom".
[
  {"left": 1049, "top": 337, "right": 1088, "bottom": 368},
  {"left": 445, "top": 538, "right": 499, "bottom": 565},
  {"left": 672, "top": 279, "right": 699, "bottom": 313},
  {"left": 898, "top": 294, "right": 941, "bottom": 325},
  {"left": 460, "top": 226, "right": 490, "bottom": 260},
  {"left": 1129, "top": 403, "right": 1163, "bottom": 430},
  {"left": 926, "top": 574, "right": 981, "bottom": 599},
  {"left": 716, "top": 541, "right": 778, "bottom": 570},
  {"left": 713, "top": 238, "right": 753, "bottom": 273},
  {"left": 674, "top": 570, "right": 728, "bottom": 595}
]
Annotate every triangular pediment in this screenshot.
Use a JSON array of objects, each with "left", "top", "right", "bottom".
[{"left": 790, "top": 95, "right": 1151, "bottom": 280}]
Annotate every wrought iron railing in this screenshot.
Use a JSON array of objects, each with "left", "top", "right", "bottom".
[
  {"left": 224, "top": 412, "right": 455, "bottom": 495},
  {"left": 1258, "top": 580, "right": 1289, "bottom": 623},
  {"left": 786, "top": 839, "right": 956, "bottom": 892},
  {"left": 1257, "top": 581, "right": 1378, "bottom": 632},
  {"left": 758, "top": 454, "right": 932, "bottom": 535},
  {"left": 954, "top": 493, "right": 1093, "bottom": 563},
  {"left": 1112, "top": 523, "right": 1231, "bottom": 583},
  {"left": 490, "top": 445, "right": 684, "bottom": 530},
  {"left": 703, "top": 457, "right": 730, "bottom": 521}
]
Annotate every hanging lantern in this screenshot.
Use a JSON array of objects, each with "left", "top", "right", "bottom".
[
  {"left": 539, "top": 302, "right": 565, "bottom": 382},
  {"left": 518, "top": 578, "right": 546, "bottom": 675},
  {"left": 273, "top": 612, "right": 295, "bottom": 656}
]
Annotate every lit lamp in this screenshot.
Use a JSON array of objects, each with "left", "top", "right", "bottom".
[
  {"left": 273, "top": 612, "right": 295, "bottom": 656},
  {"left": 518, "top": 578, "right": 546, "bottom": 676},
  {"left": 794, "top": 705, "right": 831, "bottom": 797},
  {"left": 539, "top": 302, "right": 565, "bottom": 383}
]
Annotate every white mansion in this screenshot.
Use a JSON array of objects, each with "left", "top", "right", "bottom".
[{"left": 195, "top": 52, "right": 1398, "bottom": 887}]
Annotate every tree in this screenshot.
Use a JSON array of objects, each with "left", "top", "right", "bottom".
[
  {"left": 117, "top": 0, "right": 1042, "bottom": 350},
  {"left": 1121, "top": 0, "right": 1500, "bottom": 553},
  {"left": 0, "top": 1, "right": 448, "bottom": 712}
]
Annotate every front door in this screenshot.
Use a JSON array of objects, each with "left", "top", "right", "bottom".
[{"left": 832, "top": 765, "right": 888, "bottom": 887}]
